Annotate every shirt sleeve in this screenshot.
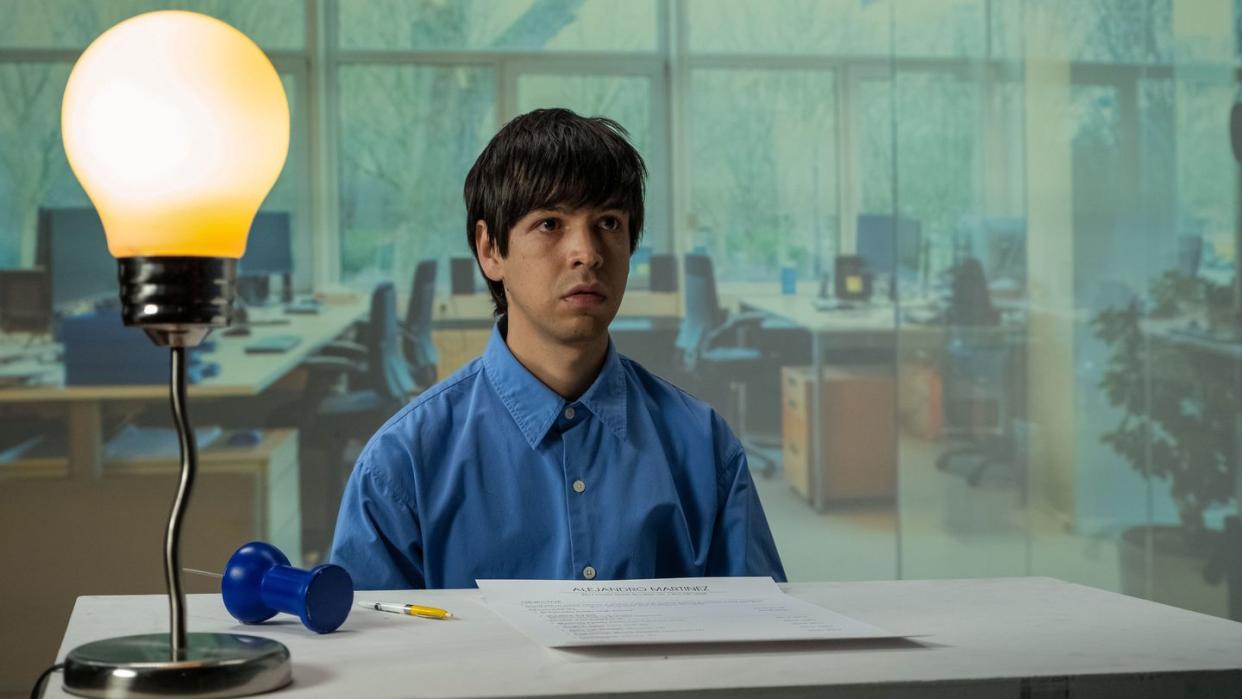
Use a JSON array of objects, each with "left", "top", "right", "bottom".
[
  {"left": 329, "top": 446, "right": 425, "bottom": 590},
  {"left": 705, "top": 446, "right": 788, "bottom": 582}
]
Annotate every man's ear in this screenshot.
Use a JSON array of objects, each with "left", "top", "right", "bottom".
[{"left": 475, "top": 220, "right": 503, "bottom": 283}]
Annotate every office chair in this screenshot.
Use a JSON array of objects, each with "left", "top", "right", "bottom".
[
  {"left": 402, "top": 259, "right": 439, "bottom": 388},
  {"left": 297, "top": 282, "right": 420, "bottom": 558},
  {"left": 675, "top": 254, "right": 781, "bottom": 476},
  {"left": 934, "top": 258, "right": 1019, "bottom": 487}
]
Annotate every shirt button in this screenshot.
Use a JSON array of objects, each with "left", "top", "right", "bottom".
[
  {"left": 572, "top": 479, "right": 586, "bottom": 493},
  {"left": 583, "top": 565, "right": 596, "bottom": 580},
  {"left": 564, "top": 407, "right": 575, "bottom": 420}
]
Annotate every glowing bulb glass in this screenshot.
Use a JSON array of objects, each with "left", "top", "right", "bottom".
[{"left": 61, "top": 11, "right": 289, "bottom": 259}]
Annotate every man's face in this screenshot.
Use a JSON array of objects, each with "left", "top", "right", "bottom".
[{"left": 477, "top": 205, "right": 630, "bottom": 347}]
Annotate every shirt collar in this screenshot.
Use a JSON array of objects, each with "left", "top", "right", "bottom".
[{"left": 482, "top": 319, "right": 628, "bottom": 449}]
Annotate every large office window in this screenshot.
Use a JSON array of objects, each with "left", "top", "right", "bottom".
[
  {"left": 338, "top": 0, "right": 657, "bottom": 52},
  {"left": 0, "top": 0, "right": 305, "bottom": 50},
  {"left": 0, "top": 63, "right": 81, "bottom": 267},
  {"left": 337, "top": 64, "right": 496, "bottom": 285},
  {"left": 686, "top": 0, "right": 890, "bottom": 56},
  {"left": 333, "top": 0, "right": 663, "bottom": 290},
  {"left": 687, "top": 68, "right": 838, "bottom": 281}
]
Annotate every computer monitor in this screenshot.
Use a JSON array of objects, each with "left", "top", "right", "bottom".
[
  {"left": 0, "top": 269, "right": 52, "bottom": 333},
  {"left": 856, "top": 214, "right": 922, "bottom": 278},
  {"left": 240, "top": 211, "right": 293, "bottom": 276},
  {"left": 36, "top": 207, "right": 117, "bottom": 311},
  {"left": 981, "top": 217, "right": 1026, "bottom": 291},
  {"left": 834, "top": 255, "right": 872, "bottom": 302}
]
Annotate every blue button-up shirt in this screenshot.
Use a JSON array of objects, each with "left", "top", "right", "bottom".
[{"left": 329, "top": 323, "right": 785, "bottom": 589}]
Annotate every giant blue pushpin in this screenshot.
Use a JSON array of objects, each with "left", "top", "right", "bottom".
[{"left": 222, "top": 541, "right": 354, "bottom": 634}]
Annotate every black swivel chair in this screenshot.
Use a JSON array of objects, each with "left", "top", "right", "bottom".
[
  {"left": 675, "top": 254, "right": 780, "bottom": 475},
  {"left": 298, "top": 282, "right": 420, "bottom": 557},
  {"left": 402, "top": 259, "right": 439, "bottom": 388},
  {"left": 934, "top": 257, "right": 1018, "bottom": 486}
]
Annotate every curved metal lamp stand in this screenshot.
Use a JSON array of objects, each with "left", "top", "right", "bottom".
[{"left": 62, "top": 258, "right": 292, "bottom": 698}]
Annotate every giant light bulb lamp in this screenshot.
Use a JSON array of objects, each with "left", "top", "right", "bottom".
[{"left": 59, "top": 11, "right": 293, "bottom": 697}]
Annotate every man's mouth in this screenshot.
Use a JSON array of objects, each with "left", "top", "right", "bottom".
[{"left": 563, "top": 284, "right": 607, "bottom": 307}]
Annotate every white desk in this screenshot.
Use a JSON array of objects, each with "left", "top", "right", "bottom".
[{"left": 47, "top": 578, "right": 1242, "bottom": 697}]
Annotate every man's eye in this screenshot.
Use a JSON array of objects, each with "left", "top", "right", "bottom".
[
  {"left": 537, "top": 218, "right": 559, "bottom": 232},
  {"left": 598, "top": 216, "right": 621, "bottom": 231}
]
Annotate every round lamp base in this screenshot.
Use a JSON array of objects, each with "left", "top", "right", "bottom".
[{"left": 63, "top": 633, "right": 291, "bottom": 698}]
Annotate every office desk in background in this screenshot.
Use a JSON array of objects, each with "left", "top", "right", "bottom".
[
  {"left": 46, "top": 577, "right": 1242, "bottom": 698},
  {"left": 739, "top": 293, "right": 1026, "bottom": 511},
  {"left": 429, "top": 290, "right": 681, "bottom": 377},
  {"left": 0, "top": 299, "right": 369, "bottom": 477},
  {"left": 738, "top": 295, "right": 903, "bottom": 512}
]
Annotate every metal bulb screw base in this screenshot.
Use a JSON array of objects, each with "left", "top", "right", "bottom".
[{"left": 117, "top": 256, "right": 237, "bottom": 347}]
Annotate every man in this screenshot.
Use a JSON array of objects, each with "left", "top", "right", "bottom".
[{"left": 330, "top": 108, "right": 785, "bottom": 589}]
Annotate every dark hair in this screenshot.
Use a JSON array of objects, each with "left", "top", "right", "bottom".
[{"left": 464, "top": 108, "right": 647, "bottom": 315}]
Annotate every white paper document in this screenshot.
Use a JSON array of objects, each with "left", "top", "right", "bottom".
[{"left": 476, "top": 576, "right": 904, "bottom": 647}]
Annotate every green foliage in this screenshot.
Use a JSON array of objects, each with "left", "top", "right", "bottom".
[{"left": 1092, "top": 270, "right": 1238, "bottom": 534}]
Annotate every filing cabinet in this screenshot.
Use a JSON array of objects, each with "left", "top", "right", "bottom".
[{"left": 781, "top": 365, "right": 897, "bottom": 504}]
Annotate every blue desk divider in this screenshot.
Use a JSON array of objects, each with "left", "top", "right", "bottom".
[{"left": 61, "top": 309, "right": 217, "bottom": 385}]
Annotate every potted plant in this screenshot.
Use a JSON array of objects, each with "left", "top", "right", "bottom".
[{"left": 1092, "top": 269, "right": 1238, "bottom": 618}]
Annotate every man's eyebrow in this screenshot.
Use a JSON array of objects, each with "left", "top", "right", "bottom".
[{"left": 528, "top": 204, "right": 625, "bottom": 215}]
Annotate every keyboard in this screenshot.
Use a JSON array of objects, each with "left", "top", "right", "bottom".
[
  {"left": 244, "top": 334, "right": 302, "bottom": 354},
  {"left": 284, "top": 298, "right": 321, "bottom": 315},
  {"left": 248, "top": 318, "right": 292, "bottom": 327}
]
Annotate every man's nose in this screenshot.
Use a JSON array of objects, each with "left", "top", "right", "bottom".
[{"left": 565, "top": 221, "right": 604, "bottom": 269}]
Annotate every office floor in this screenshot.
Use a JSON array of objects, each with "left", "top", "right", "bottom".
[{"left": 751, "top": 434, "right": 1122, "bottom": 591}]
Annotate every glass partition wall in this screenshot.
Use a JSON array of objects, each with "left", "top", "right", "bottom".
[
  {"left": 890, "top": 0, "right": 1241, "bottom": 620},
  {"left": 2, "top": 1, "right": 1240, "bottom": 694}
]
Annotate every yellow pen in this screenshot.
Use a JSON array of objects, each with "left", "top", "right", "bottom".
[{"left": 357, "top": 600, "right": 454, "bottom": 619}]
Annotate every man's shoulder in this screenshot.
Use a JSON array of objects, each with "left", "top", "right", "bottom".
[
  {"left": 617, "top": 355, "right": 698, "bottom": 407},
  {"left": 616, "top": 355, "right": 746, "bottom": 486},
  {"left": 367, "top": 357, "right": 486, "bottom": 442},
  {"left": 617, "top": 356, "right": 739, "bottom": 444}
]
